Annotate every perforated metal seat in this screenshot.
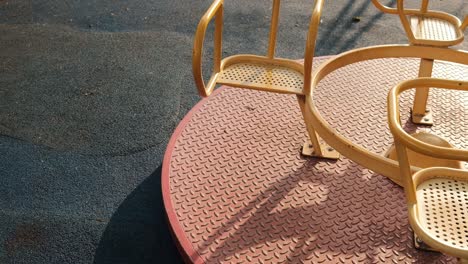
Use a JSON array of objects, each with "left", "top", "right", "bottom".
[
  {"left": 410, "top": 16, "right": 460, "bottom": 42},
  {"left": 192, "top": 0, "right": 320, "bottom": 97},
  {"left": 217, "top": 62, "right": 304, "bottom": 94},
  {"left": 373, "top": 0, "right": 467, "bottom": 125},
  {"left": 388, "top": 78, "right": 468, "bottom": 262},
  {"left": 416, "top": 176, "right": 468, "bottom": 249},
  {"left": 192, "top": 0, "right": 339, "bottom": 159}
]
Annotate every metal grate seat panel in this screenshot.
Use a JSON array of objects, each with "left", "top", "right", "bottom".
[
  {"left": 410, "top": 16, "right": 459, "bottom": 42},
  {"left": 217, "top": 62, "right": 304, "bottom": 94},
  {"left": 417, "top": 178, "right": 468, "bottom": 248}
]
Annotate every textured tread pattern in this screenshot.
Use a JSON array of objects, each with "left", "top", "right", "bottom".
[
  {"left": 167, "top": 57, "right": 466, "bottom": 263},
  {"left": 218, "top": 63, "right": 304, "bottom": 92},
  {"left": 410, "top": 16, "right": 458, "bottom": 41},
  {"left": 417, "top": 178, "right": 468, "bottom": 248},
  {"left": 314, "top": 58, "right": 467, "bottom": 167}
]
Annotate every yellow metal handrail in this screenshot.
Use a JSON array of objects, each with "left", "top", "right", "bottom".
[
  {"left": 462, "top": 16, "right": 468, "bottom": 31},
  {"left": 191, "top": 0, "right": 339, "bottom": 160},
  {"left": 372, "top": 0, "right": 465, "bottom": 46},
  {"left": 387, "top": 78, "right": 468, "bottom": 162},
  {"left": 303, "top": 0, "right": 324, "bottom": 95},
  {"left": 396, "top": 0, "right": 464, "bottom": 46},
  {"left": 192, "top": 0, "right": 325, "bottom": 97},
  {"left": 304, "top": 45, "right": 468, "bottom": 186},
  {"left": 192, "top": 0, "right": 224, "bottom": 97},
  {"left": 387, "top": 77, "right": 467, "bottom": 200},
  {"left": 371, "top": 0, "right": 425, "bottom": 15},
  {"left": 373, "top": 0, "right": 466, "bottom": 126},
  {"left": 388, "top": 78, "right": 468, "bottom": 260}
]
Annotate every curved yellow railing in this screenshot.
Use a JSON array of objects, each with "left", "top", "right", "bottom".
[
  {"left": 371, "top": 0, "right": 421, "bottom": 15},
  {"left": 191, "top": 0, "right": 339, "bottom": 159},
  {"left": 302, "top": 0, "right": 324, "bottom": 95},
  {"left": 397, "top": 0, "right": 464, "bottom": 46},
  {"left": 373, "top": 0, "right": 466, "bottom": 126},
  {"left": 462, "top": 16, "right": 468, "bottom": 31},
  {"left": 192, "top": 0, "right": 325, "bottom": 97},
  {"left": 388, "top": 78, "right": 468, "bottom": 260},
  {"left": 304, "top": 45, "right": 468, "bottom": 186},
  {"left": 372, "top": 0, "right": 465, "bottom": 46},
  {"left": 388, "top": 78, "right": 468, "bottom": 161},
  {"left": 192, "top": 0, "right": 224, "bottom": 97}
]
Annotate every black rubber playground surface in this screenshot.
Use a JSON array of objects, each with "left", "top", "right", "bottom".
[{"left": 0, "top": 0, "right": 466, "bottom": 263}]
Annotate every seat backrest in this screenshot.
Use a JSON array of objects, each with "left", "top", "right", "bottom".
[
  {"left": 230, "top": 0, "right": 325, "bottom": 94},
  {"left": 192, "top": 0, "right": 325, "bottom": 96}
]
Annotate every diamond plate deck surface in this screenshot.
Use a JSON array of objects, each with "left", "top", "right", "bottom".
[{"left": 164, "top": 57, "right": 467, "bottom": 263}]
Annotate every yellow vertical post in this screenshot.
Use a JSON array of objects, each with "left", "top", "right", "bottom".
[
  {"left": 396, "top": 0, "right": 416, "bottom": 43},
  {"left": 213, "top": 5, "right": 224, "bottom": 73},
  {"left": 412, "top": 58, "right": 434, "bottom": 124},
  {"left": 302, "top": 0, "right": 324, "bottom": 95},
  {"left": 267, "top": 0, "right": 281, "bottom": 58},
  {"left": 394, "top": 141, "right": 417, "bottom": 205},
  {"left": 420, "top": 0, "right": 429, "bottom": 13},
  {"left": 297, "top": 95, "right": 323, "bottom": 157},
  {"left": 461, "top": 16, "right": 468, "bottom": 30}
]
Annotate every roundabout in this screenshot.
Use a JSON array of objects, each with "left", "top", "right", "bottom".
[
  {"left": 165, "top": 0, "right": 468, "bottom": 262},
  {"left": 163, "top": 55, "right": 466, "bottom": 263}
]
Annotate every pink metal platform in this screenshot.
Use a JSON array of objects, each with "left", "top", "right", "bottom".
[{"left": 162, "top": 56, "right": 467, "bottom": 263}]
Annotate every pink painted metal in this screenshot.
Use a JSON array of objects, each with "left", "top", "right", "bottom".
[{"left": 163, "top": 56, "right": 467, "bottom": 263}]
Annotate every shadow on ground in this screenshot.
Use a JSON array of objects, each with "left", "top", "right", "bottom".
[{"left": 93, "top": 166, "right": 183, "bottom": 264}]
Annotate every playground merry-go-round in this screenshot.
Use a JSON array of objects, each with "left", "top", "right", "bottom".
[{"left": 162, "top": 0, "right": 468, "bottom": 263}]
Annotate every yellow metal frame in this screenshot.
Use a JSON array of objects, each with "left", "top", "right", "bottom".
[
  {"left": 372, "top": 0, "right": 465, "bottom": 46},
  {"left": 304, "top": 44, "right": 468, "bottom": 186},
  {"left": 192, "top": 0, "right": 339, "bottom": 159},
  {"left": 372, "top": 0, "right": 467, "bottom": 125},
  {"left": 192, "top": 2, "right": 467, "bottom": 184},
  {"left": 385, "top": 131, "right": 463, "bottom": 170},
  {"left": 191, "top": 1, "right": 468, "bottom": 258},
  {"left": 388, "top": 78, "right": 468, "bottom": 261}
]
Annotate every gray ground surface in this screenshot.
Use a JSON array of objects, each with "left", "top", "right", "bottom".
[{"left": 0, "top": 0, "right": 466, "bottom": 263}]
